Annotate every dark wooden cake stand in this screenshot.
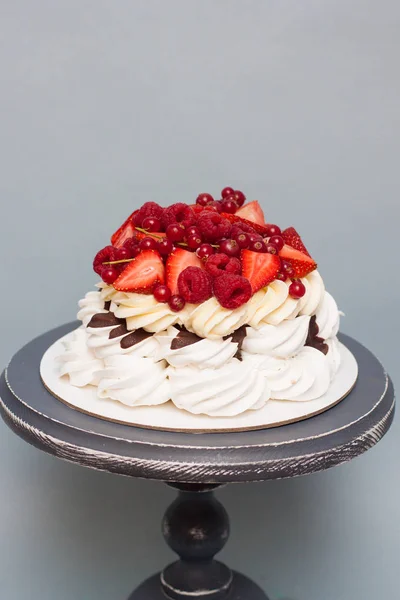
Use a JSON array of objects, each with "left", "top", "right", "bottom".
[{"left": 0, "top": 323, "right": 395, "bottom": 600}]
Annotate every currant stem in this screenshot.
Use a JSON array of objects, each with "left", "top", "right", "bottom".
[
  {"left": 135, "top": 227, "right": 163, "bottom": 240},
  {"left": 103, "top": 258, "right": 134, "bottom": 265}
]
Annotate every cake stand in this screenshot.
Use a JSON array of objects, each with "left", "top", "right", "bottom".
[{"left": 0, "top": 323, "right": 395, "bottom": 600}]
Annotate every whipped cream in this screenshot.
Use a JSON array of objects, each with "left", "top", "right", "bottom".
[
  {"left": 112, "top": 292, "right": 182, "bottom": 332},
  {"left": 77, "top": 291, "right": 106, "bottom": 327},
  {"left": 56, "top": 327, "right": 103, "bottom": 387},
  {"left": 155, "top": 325, "right": 238, "bottom": 368},
  {"left": 184, "top": 297, "right": 248, "bottom": 340},
  {"left": 314, "top": 292, "right": 340, "bottom": 340},
  {"left": 96, "top": 282, "right": 119, "bottom": 303},
  {"left": 97, "top": 355, "right": 170, "bottom": 406},
  {"left": 243, "top": 315, "right": 311, "bottom": 358},
  {"left": 168, "top": 359, "right": 270, "bottom": 416}
]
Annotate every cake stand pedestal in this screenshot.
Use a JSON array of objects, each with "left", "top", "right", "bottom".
[{"left": 0, "top": 323, "right": 395, "bottom": 600}]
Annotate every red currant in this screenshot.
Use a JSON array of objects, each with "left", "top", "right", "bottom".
[
  {"left": 154, "top": 284, "right": 172, "bottom": 303},
  {"left": 131, "top": 245, "right": 142, "bottom": 258},
  {"left": 210, "top": 200, "right": 223, "bottom": 212},
  {"left": 221, "top": 186, "right": 235, "bottom": 198},
  {"left": 168, "top": 295, "right": 186, "bottom": 312},
  {"left": 268, "top": 235, "right": 284, "bottom": 252},
  {"left": 186, "top": 226, "right": 200, "bottom": 237},
  {"left": 289, "top": 280, "right": 306, "bottom": 299},
  {"left": 281, "top": 260, "right": 294, "bottom": 277},
  {"left": 196, "top": 193, "right": 214, "bottom": 206},
  {"left": 157, "top": 238, "right": 174, "bottom": 255},
  {"left": 101, "top": 266, "right": 119, "bottom": 284},
  {"left": 142, "top": 216, "right": 161, "bottom": 232},
  {"left": 233, "top": 231, "right": 250, "bottom": 249},
  {"left": 219, "top": 239, "right": 240, "bottom": 257},
  {"left": 248, "top": 232, "right": 263, "bottom": 243},
  {"left": 114, "top": 247, "right": 130, "bottom": 260},
  {"left": 265, "top": 243, "right": 278, "bottom": 254},
  {"left": 166, "top": 223, "right": 186, "bottom": 242},
  {"left": 220, "top": 198, "right": 238, "bottom": 214},
  {"left": 233, "top": 190, "right": 246, "bottom": 207},
  {"left": 276, "top": 271, "right": 286, "bottom": 281},
  {"left": 249, "top": 240, "right": 265, "bottom": 252},
  {"left": 265, "top": 224, "right": 282, "bottom": 237},
  {"left": 196, "top": 243, "right": 215, "bottom": 260},
  {"left": 139, "top": 237, "right": 157, "bottom": 251},
  {"left": 186, "top": 234, "right": 203, "bottom": 250}
]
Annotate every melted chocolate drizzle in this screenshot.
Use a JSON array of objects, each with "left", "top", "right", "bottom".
[
  {"left": 305, "top": 315, "right": 329, "bottom": 355},
  {"left": 120, "top": 329, "right": 153, "bottom": 349},
  {"left": 224, "top": 325, "right": 247, "bottom": 361},
  {"left": 171, "top": 328, "right": 203, "bottom": 350},
  {"left": 104, "top": 300, "right": 111, "bottom": 311},
  {"left": 87, "top": 312, "right": 123, "bottom": 328}
]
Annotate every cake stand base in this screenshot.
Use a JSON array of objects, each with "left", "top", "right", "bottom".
[{"left": 128, "top": 572, "right": 269, "bottom": 600}]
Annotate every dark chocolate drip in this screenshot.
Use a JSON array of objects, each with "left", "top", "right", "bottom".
[
  {"left": 109, "top": 323, "right": 129, "bottom": 339},
  {"left": 120, "top": 329, "right": 153, "bottom": 349},
  {"left": 224, "top": 325, "right": 247, "bottom": 361},
  {"left": 171, "top": 327, "right": 203, "bottom": 350},
  {"left": 305, "top": 315, "right": 329, "bottom": 355},
  {"left": 104, "top": 300, "right": 111, "bottom": 311},
  {"left": 87, "top": 312, "right": 124, "bottom": 328}
]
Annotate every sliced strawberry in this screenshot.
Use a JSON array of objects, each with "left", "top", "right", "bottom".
[
  {"left": 279, "top": 245, "right": 317, "bottom": 278},
  {"left": 282, "top": 227, "right": 311, "bottom": 257},
  {"left": 113, "top": 250, "right": 165, "bottom": 293},
  {"left": 220, "top": 212, "right": 269, "bottom": 235},
  {"left": 236, "top": 201, "right": 265, "bottom": 226},
  {"left": 241, "top": 250, "right": 281, "bottom": 293},
  {"left": 166, "top": 248, "right": 204, "bottom": 295},
  {"left": 111, "top": 211, "right": 138, "bottom": 247}
]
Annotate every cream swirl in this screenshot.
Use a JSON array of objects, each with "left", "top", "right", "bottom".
[
  {"left": 112, "top": 292, "right": 181, "bottom": 332},
  {"left": 184, "top": 298, "right": 247, "bottom": 340},
  {"left": 97, "top": 355, "right": 170, "bottom": 406},
  {"left": 168, "top": 359, "right": 270, "bottom": 416},
  {"left": 96, "top": 282, "right": 119, "bottom": 303},
  {"left": 56, "top": 327, "right": 103, "bottom": 387},
  {"left": 243, "top": 315, "right": 311, "bottom": 358},
  {"left": 326, "top": 337, "right": 342, "bottom": 378},
  {"left": 315, "top": 292, "right": 340, "bottom": 340},
  {"left": 243, "top": 346, "right": 332, "bottom": 401},
  {"left": 87, "top": 325, "right": 159, "bottom": 359},
  {"left": 77, "top": 291, "right": 106, "bottom": 327},
  {"left": 155, "top": 325, "right": 238, "bottom": 368}
]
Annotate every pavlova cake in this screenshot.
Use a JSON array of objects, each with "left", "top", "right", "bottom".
[{"left": 57, "top": 187, "right": 341, "bottom": 417}]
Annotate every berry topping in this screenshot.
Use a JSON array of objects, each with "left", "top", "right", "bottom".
[
  {"left": 178, "top": 267, "right": 213, "bottom": 304},
  {"left": 282, "top": 227, "right": 311, "bottom": 257},
  {"left": 101, "top": 266, "right": 119, "bottom": 284},
  {"left": 220, "top": 198, "right": 238, "bottom": 214},
  {"left": 113, "top": 250, "right": 165, "bottom": 293},
  {"left": 153, "top": 284, "right": 172, "bottom": 303},
  {"left": 276, "top": 271, "right": 287, "bottom": 281},
  {"left": 111, "top": 218, "right": 136, "bottom": 248},
  {"left": 114, "top": 247, "right": 130, "bottom": 261},
  {"left": 249, "top": 240, "right": 265, "bottom": 252},
  {"left": 234, "top": 232, "right": 250, "bottom": 249},
  {"left": 197, "top": 212, "right": 231, "bottom": 242},
  {"left": 168, "top": 295, "right": 186, "bottom": 312},
  {"left": 221, "top": 212, "right": 269, "bottom": 235},
  {"left": 196, "top": 193, "right": 214, "bottom": 206},
  {"left": 221, "top": 186, "right": 235, "bottom": 198},
  {"left": 279, "top": 245, "right": 317, "bottom": 278},
  {"left": 289, "top": 280, "right": 306, "bottom": 299},
  {"left": 219, "top": 238, "right": 240, "bottom": 257},
  {"left": 241, "top": 250, "right": 281, "bottom": 293},
  {"left": 162, "top": 203, "right": 196, "bottom": 229},
  {"left": 186, "top": 233, "right": 203, "bottom": 250},
  {"left": 232, "top": 190, "right": 246, "bottom": 207},
  {"left": 205, "top": 253, "right": 242, "bottom": 277},
  {"left": 280, "top": 259, "right": 294, "bottom": 278},
  {"left": 166, "top": 223, "right": 186, "bottom": 242},
  {"left": 157, "top": 238, "right": 174, "bottom": 256},
  {"left": 235, "top": 200, "right": 265, "bottom": 226},
  {"left": 268, "top": 235, "right": 284, "bottom": 252},
  {"left": 139, "top": 236, "right": 158, "bottom": 251},
  {"left": 166, "top": 248, "right": 204, "bottom": 295},
  {"left": 213, "top": 274, "right": 252, "bottom": 309},
  {"left": 133, "top": 202, "right": 164, "bottom": 228},
  {"left": 196, "top": 243, "right": 215, "bottom": 260},
  {"left": 186, "top": 226, "right": 200, "bottom": 237},
  {"left": 265, "top": 224, "right": 281, "bottom": 237},
  {"left": 142, "top": 216, "right": 161, "bottom": 232},
  {"left": 264, "top": 242, "right": 278, "bottom": 255},
  {"left": 93, "top": 246, "right": 116, "bottom": 275}
]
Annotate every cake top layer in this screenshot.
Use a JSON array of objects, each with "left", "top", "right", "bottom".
[{"left": 93, "top": 187, "right": 317, "bottom": 313}]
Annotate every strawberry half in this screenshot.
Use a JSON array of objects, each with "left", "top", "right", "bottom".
[
  {"left": 235, "top": 200, "right": 265, "bottom": 226},
  {"left": 113, "top": 250, "right": 165, "bottom": 293},
  {"left": 221, "top": 212, "right": 269, "bottom": 235},
  {"left": 166, "top": 248, "right": 204, "bottom": 295},
  {"left": 241, "top": 250, "right": 281, "bottom": 293},
  {"left": 111, "top": 211, "right": 138, "bottom": 247},
  {"left": 282, "top": 227, "right": 311, "bottom": 257},
  {"left": 279, "top": 245, "right": 317, "bottom": 278}
]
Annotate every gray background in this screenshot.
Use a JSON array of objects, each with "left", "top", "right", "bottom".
[{"left": 0, "top": 1, "right": 399, "bottom": 599}]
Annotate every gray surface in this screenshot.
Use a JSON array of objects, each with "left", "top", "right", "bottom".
[{"left": 0, "top": 1, "right": 398, "bottom": 599}]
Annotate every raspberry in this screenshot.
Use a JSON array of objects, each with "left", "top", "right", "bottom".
[
  {"left": 93, "top": 246, "right": 116, "bottom": 275},
  {"left": 133, "top": 202, "right": 164, "bottom": 228},
  {"left": 205, "top": 253, "right": 241, "bottom": 277},
  {"left": 213, "top": 274, "right": 252, "bottom": 309},
  {"left": 162, "top": 203, "right": 196, "bottom": 229},
  {"left": 178, "top": 266, "right": 213, "bottom": 304},
  {"left": 233, "top": 220, "right": 255, "bottom": 234},
  {"left": 197, "top": 212, "right": 231, "bottom": 242}
]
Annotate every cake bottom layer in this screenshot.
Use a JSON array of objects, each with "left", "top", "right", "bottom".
[{"left": 40, "top": 331, "right": 358, "bottom": 433}]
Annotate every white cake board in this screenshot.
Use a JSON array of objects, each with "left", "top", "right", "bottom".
[{"left": 40, "top": 332, "right": 358, "bottom": 433}]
